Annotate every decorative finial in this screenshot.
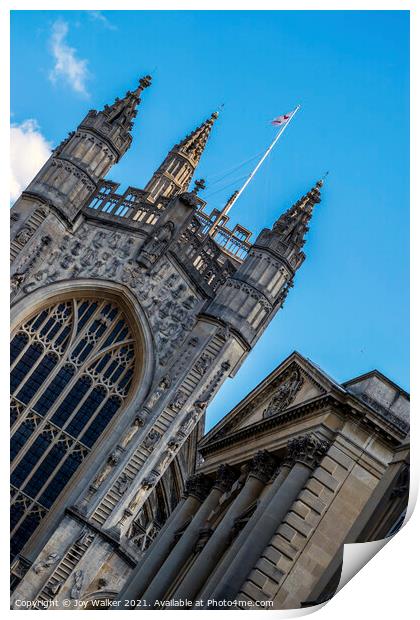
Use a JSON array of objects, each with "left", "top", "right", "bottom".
[
  {"left": 137, "top": 75, "right": 152, "bottom": 92},
  {"left": 192, "top": 178, "right": 206, "bottom": 195},
  {"left": 211, "top": 111, "right": 219, "bottom": 120},
  {"left": 316, "top": 171, "right": 329, "bottom": 188}
]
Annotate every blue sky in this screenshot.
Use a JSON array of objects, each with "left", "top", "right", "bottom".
[{"left": 10, "top": 10, "right": 409, "bottom": 429}]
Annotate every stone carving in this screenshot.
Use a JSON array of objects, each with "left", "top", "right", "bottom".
[
  {"left": 75, "top": 528, "right": 93, "bottom": 548},
  {"left": 47, "top": 579, "right": 64, "bottom": 596},
  {"left": 120, "top": 413, "right": 146, "bottom": 449},
  {"left": 141, "top": 473, "right": 159, "bottom": 490},
  {"left": 264, "top": 367, "right": 303, "bottom": 418},
  {"left": 178, "top": 192, "right": 201, "bottom": 208},
  {"left": 287, "top": 434, "right": 330, "bottom": 469},
  {"left": 23, "top": 226, "right": 197, "bottom": 366},
  {"left": 194, "top": 353, "right": 213, "bottom": 377},
  {"left": 144, "top": 429, "right": 161, "bottom": 451},
  {"left": 216, "top": 324, "right": 230, "bottom": 342},
  {"left": 10, "top": 272, "right": 26, "bottom": 294},
  {"left": 15, "top": 226, "right": 33, "bottom": 245},
  {"left": 179, "top": 400, "right": 207, "bottom": 436},
  {"left": 213, "top": 463, "right": 237, "bottom": 493},
  {"left": 11, "top": 235, "right": 51, "bottom": 297},
  {"left": 170, "top": 389, "right": 188, "bottom": 412},
  {"left": 248, "top": 450, "right": 278, "bottom": 483},
  {"left": 33, "top": 553, "right": 60, "bottom": 574},
  {"left": 116, "top": 473, "right": 132, "bottom": 495},
  {"left": 70, "top": 569, "right": 84, "bottom": 600},
  {"left": 92, "top": 451, "right": 120, "bottom": 489},
  {"left": 209, "top": 362, "right": 313, "bottom": 442},
  {"left": 137, "top": 221, "right": 175, "bottom": 268},
  {"left": 146, "top": 375, "right": 171, "bottom": 409},
  {"left": 184, "top": 473, "right": 213, "bottom": 503}
]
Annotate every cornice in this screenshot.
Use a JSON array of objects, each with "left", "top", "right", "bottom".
[{"left": 199, "top": 394, "right": 406, "bottom": 457}]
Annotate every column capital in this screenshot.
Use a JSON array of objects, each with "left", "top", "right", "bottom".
[
  {"left": 213, "top": 464, "right": 237, "bottom": 493},
  {"left": 184, "top": 473, "right": 213, "bottom": 503},
  {"left": 248, "top": 450, "right": 278, "bottom": 483},
  {"left": 287, "top": 434, "right": 329, "bottom": 469}
]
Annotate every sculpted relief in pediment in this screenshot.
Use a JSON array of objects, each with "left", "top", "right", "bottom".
[{"left": 263, "top": 367, "right": 303, "bottom": 419}]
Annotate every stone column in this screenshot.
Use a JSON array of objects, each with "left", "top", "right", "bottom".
[
  {"left": 206, "top": 434, "right": 329, "bottom": 607},
  {"left": 198, "top": 459, "right": 292, "bottom": 605},
  {"left": 172, "top": 451, "right": 278, "bottom": 603},
  {"left": 140, "top": 464, "right": 237, "bottom": 608},
  {"left": 116, "top": 473, "right": 210, "bottom": 605}
]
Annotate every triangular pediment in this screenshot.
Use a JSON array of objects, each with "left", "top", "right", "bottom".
[{"left": 202, "top": 352, "right": 345, "bottom": 445}]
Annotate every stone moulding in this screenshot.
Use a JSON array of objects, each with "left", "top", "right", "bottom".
[{"left": 198, "top": 394, "right": 406, "bottom": 457}]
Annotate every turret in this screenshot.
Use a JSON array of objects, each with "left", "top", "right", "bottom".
[
  {"left": 206, "top": 179, "right": 324, "bottom": 345},
  {"left": 16, "top": 76, "right": 152, "bottom": 225},
  {"left": 144, "top": 112, "right": 218, "bottom": 203}
]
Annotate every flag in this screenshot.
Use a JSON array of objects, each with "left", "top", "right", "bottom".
[{"left": 271, "top": 111, "right": 294, "bottom": 126}]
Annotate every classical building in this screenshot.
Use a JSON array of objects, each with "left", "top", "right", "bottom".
[
  {"left": 117, "top": 353, "right": 408, "bottom": 610},
  {"left": 10, "top": 75, "right": 327, "bottom": 607}
]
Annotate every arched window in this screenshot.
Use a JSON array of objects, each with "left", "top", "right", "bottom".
[{"left": 10, "top": 298, "right": 138, "bottom": 560}]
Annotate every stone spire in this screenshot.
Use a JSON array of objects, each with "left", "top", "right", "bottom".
[
  {"left": 102, "top": 75, "right": 152, "bottom": 135},
  {"left": 20, "top": 75, "right": 152, "bottom": 225},
  {"left": 173, "top": 112, "right": 219, "bottom": 166},
  {"left": 144, "top": 112, "right": 219, "bottom": 203},
  {"left": 272, "top": 178, "right": 323, "bottom": 255}
]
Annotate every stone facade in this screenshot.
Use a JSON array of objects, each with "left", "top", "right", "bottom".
[
  {"left": 10, "top": 76, "right": 326, "bottom": 607},
  {"left": 119, "top": 352, "right": 409, "bottom": 610}
]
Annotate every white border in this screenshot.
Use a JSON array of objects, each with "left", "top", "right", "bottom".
[{"left": 1, "top": 3, "right": 416, "bottom": 619}]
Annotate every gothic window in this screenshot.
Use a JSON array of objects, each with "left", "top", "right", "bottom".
[{"left": 10, "top": 298, "right": 138, "bottom": 560}]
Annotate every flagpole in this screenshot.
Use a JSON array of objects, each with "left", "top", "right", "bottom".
[{"left": 208, "top": 104, "right": 300, "bottom": 236}]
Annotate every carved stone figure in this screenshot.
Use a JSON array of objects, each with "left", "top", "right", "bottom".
[
  {"left": 144, "top": 429, "right": 161, "bottom": 450},
  {"left": 146, "top": 375, "right": 171, "bottom": 409},
  {"left": 75, "top": 528, "right": 93, "bottom": 548},
  {"left": 141, "top": 473, "right": 159, "bottom": 490},
  {"left": 70, "top": 570, "right": 84, "bottom": 600},
  {"left": 115, "top": 473, "right": 131, "bottom": 495},
  {"left": 137, "top": 221, "right": 175, "bottom": 268},
  {"left": 170, "top": 390, "right": 188, "bottom": 412},
  {"left": 179, "top": 400, "right": 207, "bottom": 436},
  {"left": 194, "top": 353, "right": 213, "bottom": 377},
  {"left": 120, "top": 413, "right": 146, "bottom": 449},
  {"left": 33, "top": 553, "right": 60, "bottom": 574},
  {"left": 92, "top": 451, "right": 120, "bottom": 489}
]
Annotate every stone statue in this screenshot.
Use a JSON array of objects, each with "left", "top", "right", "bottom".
[{"left": 137, "top": 222, "right": 174, "bottom": 268}]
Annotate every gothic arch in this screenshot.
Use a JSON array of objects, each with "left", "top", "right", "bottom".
[{"left": 10, "top": 280, "right": 155, "bottom": 560}]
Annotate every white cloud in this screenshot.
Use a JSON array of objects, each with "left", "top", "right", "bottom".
[
  {"left": 88, "top": 11, "right": 117, "bottom": 30},
  {"left": 10, "top": 120, "right": 52, "bottom": 203},
  {"left": 49, "top": 20, "right": 90, "bottom": 96}
]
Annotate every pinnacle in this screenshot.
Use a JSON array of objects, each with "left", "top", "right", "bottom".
[{"left": 134, "top": 75, "right": 152, "bottom": 96}]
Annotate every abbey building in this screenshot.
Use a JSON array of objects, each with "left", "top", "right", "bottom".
[{"left": 10, "top": 76, "right": 409, "bottom": 609}]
